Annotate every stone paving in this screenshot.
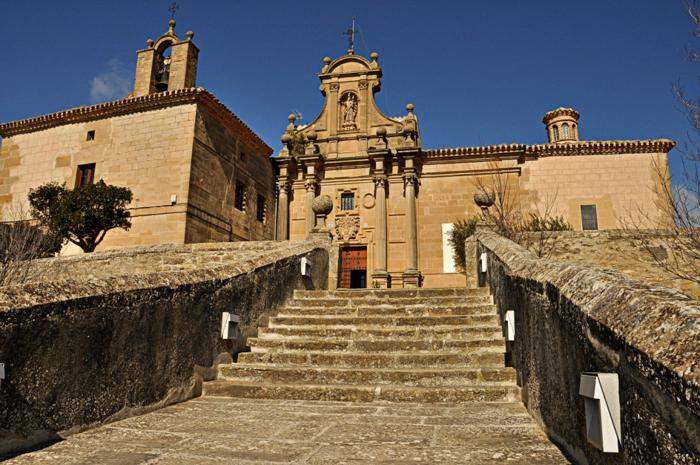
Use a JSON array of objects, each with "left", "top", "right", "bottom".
[{"left": 6, "top": 397, "right": 570, "bottom": 464}]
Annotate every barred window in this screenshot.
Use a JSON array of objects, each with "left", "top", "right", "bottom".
[
  {"left": 256, "top": 195, "right": 265, "bottom": 223},
  {"left": 581, "top": 205, "right": 598, "bottom": 231},
  {"left": 562, "top": 123, "right": 570, "bottom": 139},
  {"left": 235, "top": 181, "right": 246, "bottom": 211},
  {"left": 553, "top": 125, "right": 560, "bottom": 141},
  {"left": 340, "top": 193, "right": 355, "bottom": 211},
  {"left": 76, "top": 163, "right": 95, "bottom": 188}
]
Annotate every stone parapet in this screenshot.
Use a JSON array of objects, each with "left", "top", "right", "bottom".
[
  {"left": 0, "top": 240, "right": 329, "bottom": 456},
  {"left": 474, "top": 229, "right": 699, "bottom": 465}
]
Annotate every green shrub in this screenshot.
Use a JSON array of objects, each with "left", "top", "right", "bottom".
[
  {"left": 448, "top": 217, "right": 479, "bottom": 272},
  {"left": 522, "top": 213, "right": 572, "bottom": 232}
]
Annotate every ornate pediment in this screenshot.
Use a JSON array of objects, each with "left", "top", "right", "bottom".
[{"left": 276, "top": 51, "right": 420, "bottom": 160}]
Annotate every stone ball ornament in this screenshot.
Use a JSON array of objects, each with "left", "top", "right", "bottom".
[
  {"left": 474, "top": 187, "right": 495, "bottom": 212},
  {"left": 376, "top": 127, "right": 387, "bottom": 137},
  {"left": 306, "top": 129, "right": 318, "bottom": 142},
  {"left": 312, "top": 195, "right": 334, "bottom": 216}
]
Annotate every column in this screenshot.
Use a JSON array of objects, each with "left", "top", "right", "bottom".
[
  {"left": 276, "top": 180, "right": 290, "bottom": 240},
  {"left": 304, "top": 177, "right": 317, "bottom": 235},
  {"left": 371, "top": 176, "right": 389, "bottom": 288},
  {"left": 402, "top": 172, "right": 422, "bottom": 287}
]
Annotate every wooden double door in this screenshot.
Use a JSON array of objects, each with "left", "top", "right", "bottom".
[{"left": 339, "top": 247, "right": 367, "bottom": 289}]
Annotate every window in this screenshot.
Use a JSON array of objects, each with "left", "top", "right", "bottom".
[
  {"left": 239, "top": 151, "right": 246, "bottom": 161},
  {"left": 553, "top": 125, "right": 560, "bottom": 141},
  {"left": 256, "top": 195, "right": 265, "bottom": 223},
  {"left": 75, "top": 163, "right": 95, "bottom": 188},
  {"left": 86, "top": 130, "right": 95, "bottom": 141},
  {"left": 581, "top": 205, "right": 598, "bottom": 230},
  {"left": 562, "top": 123, "right": 570, "bottom": 139},
  {"left": 234, "top": 181, "right": 246, "bottom": 211},
  {"left": 340, "top": 192, "right": 355, "bottom": 211}
]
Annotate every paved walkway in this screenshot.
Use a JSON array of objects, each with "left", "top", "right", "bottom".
[{"left": 7, "top": 397, "right": 570, "bottom": 464}]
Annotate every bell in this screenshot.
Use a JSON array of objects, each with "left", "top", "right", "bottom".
[{"left": 155, "top": 69, "right": 169, "bottom": 92}]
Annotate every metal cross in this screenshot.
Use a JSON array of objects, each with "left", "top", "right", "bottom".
[
  {"left": 342, "top": 18, "right": 356, "bottom": 51},
  {"left": 169, "top": 2, "right": 179, "bottom": 20}
]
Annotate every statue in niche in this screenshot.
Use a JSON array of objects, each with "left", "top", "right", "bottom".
[{"left": 340, "top": 92, "right": 358, "bottom": 130}]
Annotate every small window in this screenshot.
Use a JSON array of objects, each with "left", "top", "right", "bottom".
[
  {"left": 581, "top": 205, "right": 598, "bottom": 231},
  {"left": 86, "top": 130, "right": 95, "bottom": 141},
  {"left": 553, "top": 125, "right": 560, "bottom": 141},
  {"left": 562, "top": 123, "right": 570, "bottom": 139},
  {"left": 75, "top": 163, "right": 95, "bottom": 188},
  {"left": 234, "top": 181, "right": 246, "bottom": 211},
  {"left": 256, "top": 195, "right": 266, "bottom": 223},
  {"left": 239, "top": 151, "right": 245, "bottom": 161},
  {"left": 340, "top": 193, "right": 355, "bottom": 211}
]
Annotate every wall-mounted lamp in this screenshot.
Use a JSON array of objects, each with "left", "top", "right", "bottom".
[
  {"left": 579, "top": 372, "right": 621, "bottom": 453},
  {"left": 301, "top": 257, "right": 312, "bottom": 277},
  {"left": 221, "top": 312, "right": 242, "bottom": 340},
  {"left": 504, "top": 310, "right": 515, "bottom": 341},
  {"left": 479, "top": 253, "right": 487, "bottom": 273},
  {"left": 170, "top": 194, "right": 177, "bottom": 205}
]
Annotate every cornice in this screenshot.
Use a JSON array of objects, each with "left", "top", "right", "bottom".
[
  {"left": 543, "top": 107, "right": 580, "bottom": 124},
  {"left": 527, "top": 139, "right": 675, "bottom": 157},
  {"left": 425, "top": 139, "right": 675, "bottom": 160},
  {"left": 0, "top": 87, "right": 272, "bottom": 154}
]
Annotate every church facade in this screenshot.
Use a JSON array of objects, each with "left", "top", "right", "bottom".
[
  {"left": 274, "top": 50, "right": 675, "bottom": 288},
  {"left": 0, "top": 21, "right": 675, "bottom": 288}
]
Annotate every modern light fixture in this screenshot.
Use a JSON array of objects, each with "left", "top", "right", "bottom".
[
  {"left": 220, "top": 312, "right": 241, "bottom": 340},
  {"left": 301, "top": 257, "right": 312, "bottom": 277},
  {"left": 504, "top": 310, "right": 515, "bottom": 341},
  {"left": 579, "top": 372, "right": 621, "bottom": 453}
]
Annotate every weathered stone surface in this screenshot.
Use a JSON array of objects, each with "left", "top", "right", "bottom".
[
  {"left": 476, "top": 229, "right": 699, "bottom": 465},
  {"left": 0, "top": 240, "right": 329, "bottom": 457},
  {"left": 519, "top": 230, "right": 700, "bottom": 298},
  {"left": 3, "top": 397, "right": 570, "bottom": 464}
]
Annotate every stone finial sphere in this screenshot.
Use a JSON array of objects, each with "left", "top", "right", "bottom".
[
  {"left": 288, "top": 113, "right": 296, "bottom": 122},
  {"left": 376, "top": 127, "right": 387, "bottom": 137},
  {"left": 312, "top": 195, "right": 333, "bottom": 216},
  {"left": 307, "top": 129, "right": 318, "bottom": 141},
  {"left": 323, "top": 56, "right": 332, "bottom": 64},
  {"left": 473, "top": 187, "right": 495, "bottom": 208},
  {"left": 281, "top": 133, "right": 292, "bottom": 144},
  {"left": 169, "top": 19, "right": 176, "bottom": 28},
  {"left": 146, "top": 39, "right": 155, "bottom": 48},
  {"left": 406, "top": 103, "right": 414, "bottom": 112},
  {"left": 370, "top": 52, "right": 379, "bottom": 60},
  {"left": 186, "top": 30, "right": 194, "bottom": 40}
]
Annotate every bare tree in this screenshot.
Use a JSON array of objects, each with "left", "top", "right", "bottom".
[
  {"left": 622, "top": 2, "right": 700, "bottom": 285},
  {"left": 0, "top": 204, "right": 52, "bottom": 286},
  {"left": 471, "top": 161, "right": 572, "bottom": 258}
]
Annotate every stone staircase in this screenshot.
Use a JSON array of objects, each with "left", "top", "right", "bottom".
[{"left": 204, "top": 288, "right": 520, "bottom": 403}]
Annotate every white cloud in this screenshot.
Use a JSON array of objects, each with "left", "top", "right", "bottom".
[{"left": 89, "top": 59, "right": 131, "bottom": 103}]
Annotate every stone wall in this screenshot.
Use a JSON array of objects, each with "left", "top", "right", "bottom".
[
  {"left": 475, "top": 229, "right": 699, "bottom": 465},
  {"left": 0, "top": 240, "right": 329, "bottom": 457},
  {"left": 519, "top": 230, "right": 699, "bottom": 298}
]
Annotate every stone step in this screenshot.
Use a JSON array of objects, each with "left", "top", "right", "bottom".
[
  {"left": 269, "top": 314, "right": 500, "bottom": 327},
  {"left": 278, "top": 303, "right": 496, "bottom": 317},
  {"left": 294, "top": 287, "right": 490, "bottom": 299},
  {"left": 248, "top": 337, "right": 505, "bottom": 353},
  {"left": 288, "top": 296, "right": 492, "bottom": 308},
  {"left": 258, "top": 325, "right": 503, "bottom": 339},
  {"left": 203, "top": 379, "right": 520, "bottom": 403},
  {"left": 218, "top": 364, "right": 517, "bottom": 386},
  {"left": 237, "top": 350, "right": 505, "bottom": 368}
]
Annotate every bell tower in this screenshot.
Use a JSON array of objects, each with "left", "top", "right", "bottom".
[
  {"left": 133, "top": 19, "right": 199, "bottom": 97},
  {"left": 543, "top": 107, "right": 580, "bottom": 144}
]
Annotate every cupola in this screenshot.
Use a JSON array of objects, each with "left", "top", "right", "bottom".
[
  {"left": 133, "top": 19, "right": 199, "bottom": 97},
  {"left": 543, "top": 107, "right": 580, "bottom": 143}
]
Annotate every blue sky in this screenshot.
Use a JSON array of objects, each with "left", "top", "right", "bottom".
[{"left": 1, "top": 1, "right": 696, "bottom": 183}]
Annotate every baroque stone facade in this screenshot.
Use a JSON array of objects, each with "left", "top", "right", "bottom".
[
  {"left": 275, "top": 50, "right": 675, "bottom": 288},
  {"left": 0, "top": 20, "right": 276, "bottom": 252}
]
